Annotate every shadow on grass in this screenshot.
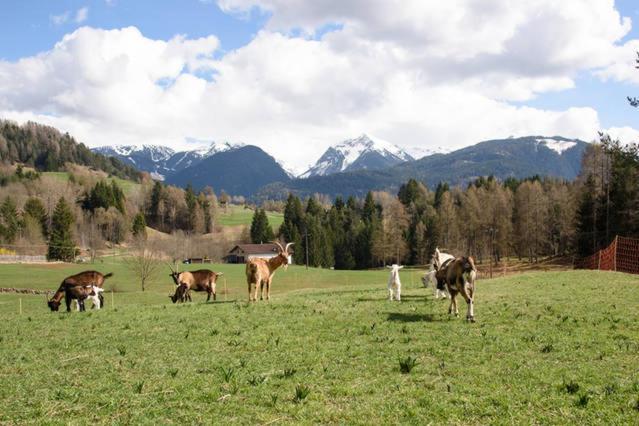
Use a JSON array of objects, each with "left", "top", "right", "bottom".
[{"left": 386, "top": 312, "right": 440, "bottom": 322}]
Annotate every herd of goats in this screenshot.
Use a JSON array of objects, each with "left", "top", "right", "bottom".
[{"left": 46, "top": 242, "right": 478, "bottom": 322}]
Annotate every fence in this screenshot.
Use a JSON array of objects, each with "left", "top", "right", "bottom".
[{"left": 574, "top": 236, "right": 639, "bottom": 274}]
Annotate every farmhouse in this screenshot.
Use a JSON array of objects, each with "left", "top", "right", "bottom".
[{"left": 225, "top": 244, "right": 293, "bottom": 264}]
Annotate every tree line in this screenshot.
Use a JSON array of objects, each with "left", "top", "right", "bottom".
[{"left": 248, "top": 137, "right": 638, "bottom": 269}]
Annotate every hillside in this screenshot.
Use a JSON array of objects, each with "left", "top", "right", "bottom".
[{"left": 0, "top": 120, "right": 141, "bottom": 181}]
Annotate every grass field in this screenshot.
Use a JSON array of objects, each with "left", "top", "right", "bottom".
[
  {"left": 217, "top": 204, "right": 284, "bottom": 230},
  {"left": 0, "top": 262, "right": 638, "bottom": 424},
  {"left": 42, "top": 172, "right": 141, "bottom": 196}
]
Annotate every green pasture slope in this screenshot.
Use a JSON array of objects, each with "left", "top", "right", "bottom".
[
  {"left": 217, "top": 205, "right": 284, "bottom": 230},
  {"left": 0, "top": 263, "right": 638, "bottom": 424}
]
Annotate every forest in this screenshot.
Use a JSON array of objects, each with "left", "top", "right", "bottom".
[{"left": 0, "top": 132, "right": 636, "bottom": 268}]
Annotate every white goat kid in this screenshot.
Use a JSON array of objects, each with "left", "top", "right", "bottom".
[
  {"left": 387, "top": 264, "right": 404, "bottom": 301},
  {"left": 421, "top": 270, "right": 449, "bottom": 299},
  {"left": 72, "top": 285, "right": 104, "bottom": 311}
]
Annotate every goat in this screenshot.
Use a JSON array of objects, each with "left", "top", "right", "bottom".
[
  {"left": 47, "top": 271, "right": 113, "bottom": 312},
  {"left": 432, "top": 247, "right": 455, "bottom": 270},
  {"left": 386, "top": 264, "right": 403, "bottom": 301},
  {"left": 245, "top": 241, "right": 293, "bottom": 302},
  {"left": 443, "top": 256, "right": 477, "bottom": 322},
  {"left": 169, "top": 283, "right": 191, "bottom": 304},
  {"left": 421, "top": 269, "right": 449, "bottom": 299},
  {"left": 68, "top": 285, "right": 104, "bottom": 311},
  {"left": 168, "top": 264, "right": 223, "bottom": 303}
]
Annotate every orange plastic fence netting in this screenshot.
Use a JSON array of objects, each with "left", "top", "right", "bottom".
[{"left": 574, "top": 236, "right": 639, "bottom": 274}]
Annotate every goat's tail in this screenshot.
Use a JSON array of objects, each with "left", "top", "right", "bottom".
[{"left": 103, "top": 272, "right": 114, "bottom": 280}]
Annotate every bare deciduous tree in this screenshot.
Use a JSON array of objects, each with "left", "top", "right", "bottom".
[{"left": 126, "top": 239, "right": 162, "bottom": 292}]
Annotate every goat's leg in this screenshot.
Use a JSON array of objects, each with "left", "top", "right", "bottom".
[
  {"left": 206, "top": 289, "right": 211, "bottom": 302},
  {"left": 461, "top": 282, "right": 475, "bottom": 322},
  {"left": 253, "top": 280, "right": 262, "bottom": 302},
  {"left": 396, "top": 283, "right": 401, "bottom": 301},
  {"left": 212, "top": 282, "right": 217, "bottom": 301},
  {"left": 98, "top": 292, "right": 104, "bottom": 309},
  {"left": 248, "top": 282, "right": 252, "bottom": 301},
  {"left": 259, "top": 281, "right": 264, "bottom": 301},
  {"left": 266, "top": 279, "right": 271, "bottom": 301}
]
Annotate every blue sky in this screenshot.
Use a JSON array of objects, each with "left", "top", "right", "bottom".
[{"left": 0, "top": 1, "right": 637, "bottom": 171}]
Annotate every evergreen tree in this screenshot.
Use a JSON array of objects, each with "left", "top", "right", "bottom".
[
  {"left": 184, "top": 184, "right": 198, "bottom": 232},
  {"left": 0, "top": 196, "right": 19, "bottom": 244},
  {"left": 148, "top": 181, "right": 164, "bottom": 227},
  {"left": 132, "top": 212, "right": 147, "bottom": 239},
  {"left": 47, "top": 197, "right": 75, "bottom": 261},
  {"left": 250, "top": 209, "right": 274, "bottom": 243},
  {"left": 280, "top": 194, "right": 304, "bottom": 264},
  {"left": 23, "top": 197, "right": 48, "bottom": 238}
]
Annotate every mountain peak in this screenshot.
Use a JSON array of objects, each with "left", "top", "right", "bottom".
[{"left": 300, "top": 134, "right": 413, "bottom": 178}]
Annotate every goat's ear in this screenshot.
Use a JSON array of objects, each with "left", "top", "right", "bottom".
[
  {"left": 386, "top": 265, "right": 391, "bottom": 269},
  {"left": 399, "top": 265, "right": 405, "bottom": 269}
]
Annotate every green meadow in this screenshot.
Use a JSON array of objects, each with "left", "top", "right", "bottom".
[
  {"left": 216, "top": 205, "right": 284, "bottom": 230},
  {"left": 0, "top": 262, "right": 638, "bottom": 424}
]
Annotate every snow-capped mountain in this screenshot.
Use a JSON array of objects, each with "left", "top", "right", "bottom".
[
  {"left": 92, "top": 142, "right": 241, "bottom": 180},
  {"left": 300, "top": 134, "right": 414, "bottom": 178}
]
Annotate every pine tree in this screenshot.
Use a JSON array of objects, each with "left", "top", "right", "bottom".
[
  {"left": 132, "top": 212, "right": 147, "bottom": 239},
  {"left": 148, "top": 181, "right": 164, "bottom": 228},
  {"left": 0, "top": 196, "right": 20, "bottom": 244},
  {"left": 250, "top": 209, "right": 274, "bottom": 243},
  {"left": 47, "top": 197, "right": 75, "bottom": 261},
  {"left": 184, "top": 184, "right": 198, "bottom": 232},
  {"left": 23, "top": 197, "right": 48, "bottom": 238}
]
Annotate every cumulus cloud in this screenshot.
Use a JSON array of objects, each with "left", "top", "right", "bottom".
[{"left": 4, "top": 1, "right": 639, "bottom": 173}]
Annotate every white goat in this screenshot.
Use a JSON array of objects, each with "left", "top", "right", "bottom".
[
  {"left": 421, "top": 269, "right": 449, "bottom": 299},
  {"left": 72, "top": 285, "right": 104, "bottom": 311},
  {"left": 387, "top": 264, "right": 403, "bottom": 301}
]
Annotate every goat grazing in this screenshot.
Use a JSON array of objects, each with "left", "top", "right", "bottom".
[
  {"left": 47, "top": 271, "right": 113, "bottom": 312},
  {"left": 168, "top": 264, "right": 223, "bottom": 303},
  {"left": 444, "top": 256, "right": 477, "bottom": 322},
  {"left": 245, "top": 241, "right": 293, "bottom": 302},
  {"left": 387, "top": 264, "right": 403, "bottom": 301}
]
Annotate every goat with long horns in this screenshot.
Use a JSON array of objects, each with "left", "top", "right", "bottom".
[{"left": 245, "top": 241, "right": 293, "bottom": 302}]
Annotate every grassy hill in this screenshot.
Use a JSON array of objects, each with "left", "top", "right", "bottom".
[
  {"left": 217, "top": 204, "right": 284, "bottom": 230},
  {"left": 0, "top": 264, "right": 638, "bottom": 423}
]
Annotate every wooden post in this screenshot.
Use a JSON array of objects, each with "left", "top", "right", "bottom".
[{"left": 19, "top": 298, "right": 22, "bottom": 315}]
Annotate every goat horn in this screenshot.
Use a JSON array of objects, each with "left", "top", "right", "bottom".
[
  {"left": 166, "top": 262, "right": 175, "bottom": 273},
  {"left": 285, "top": 242, "right": 294, "bottom": 252},
  {"left": 273, "top": 241, "right": 285, "bottom": 252}
]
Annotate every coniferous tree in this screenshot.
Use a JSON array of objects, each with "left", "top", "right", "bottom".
[
  {"left": 184, "top": 184, "right": 198, "bottom": 232},
  {"left": 132, "top": 212, "right": 147, "bottom": 239},
  {"left": 23, "top": 197, "right": 48, "bottom": 239},
  {"left": 0, "top": 196, "right": 20, "bottom": 244},
  {"left": 250, "top": 209, "right": 274, "bottom": 243},
  {"left": 47, "top": 197, "right": 75, "bottom": 261}
]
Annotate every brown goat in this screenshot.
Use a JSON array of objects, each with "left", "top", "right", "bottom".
[
  {"left": 47, "top": 271, "right": 113, "bottom": 312},
  {"left": 443, "top": 257, "right": 477, "bottom": 322},
  {"left": 245, "top": 242, "right": 293, "bottom": 302},
  {"left": 168, "top": 265, "right": 223, "bottom": 303}
]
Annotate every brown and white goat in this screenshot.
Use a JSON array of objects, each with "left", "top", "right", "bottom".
[
  {"left": 47, "top": 271, "right": 113, "bottom": 312},
  {"left": 245, "top": 242, "right": 293, "bottom": 302},
  {"left": 443, "top": 257, "right": 477, "bottom": 322},
  {"left": 168, "top": 264, "right": 223, "bottom": 303}
]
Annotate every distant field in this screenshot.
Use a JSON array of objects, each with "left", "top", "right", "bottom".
[
  {"left": 217, "top": 204, "right": 284, "bottom": 230},
  {"left": 0, "top": 263, "right": 638, "bottom": 423},
  {"left": 41, "top": 172, "right": 141, "bottom": 195}
]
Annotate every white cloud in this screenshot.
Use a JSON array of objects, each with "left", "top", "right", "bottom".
[
  {"left": 4, "top": 1, "right": 639, "bottom": 173},
  {"left": 50, "top": 11, "right": 70, "bottom": 26},
  {"left": 605, "top": 126, "right": 639, "bottom": 144},
  {"left": 75, "top": 7, "right": 89, "bottom": 24}
]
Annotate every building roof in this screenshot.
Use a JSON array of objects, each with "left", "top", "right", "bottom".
[{"left": 229, "top": 243, "right": 280, "bottom": 255}]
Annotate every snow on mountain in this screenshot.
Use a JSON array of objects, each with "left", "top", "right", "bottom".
[
  {"left": 300, "top": 134, "right": 414, "bottom": 178},
  {"left": 536, "top": 138, "right": 578, "bottom": 155},
  {"left": 92, "top": 141, "right": 243, "bottom": 180},
  {"left": 405, "top": 145, "right": 450, "bottom": 160}
]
